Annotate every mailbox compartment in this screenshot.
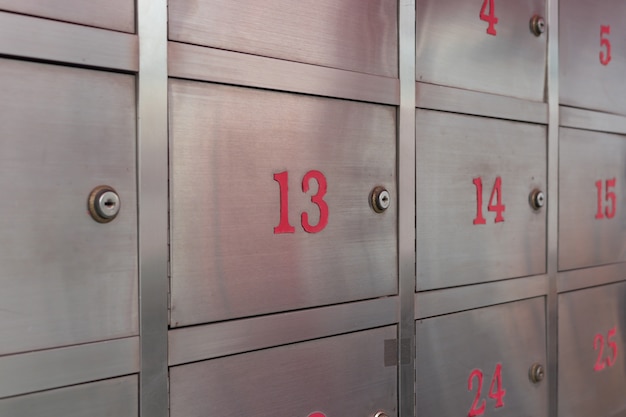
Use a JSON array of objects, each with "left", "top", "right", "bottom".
[
  {"left": 560, "top": 0, "right": 626, "bottom": 115},
  {"left": 168, "top": 0, "right": 397, "bottom": 77},
  {"left": 0, "top": 0, "right": 135, "bottom": 33},
  {"left": 559, "top": 127, "right": 626, "bottom": 271},
  {"left": 416, "top": 298, "right": 548, "bottom": 417},
  {"left": 170, "top": 80, "right": 397, "bottom": 326},
  {"left": 0, "top": 375, "right": 137, "bottom": 416},
  {"left": 416, "top": 0, "right": 546, "bottom": 101},
  {"left": 170, "top": 326, "right": 397, "bottom": 417},
  {"left": 558, "top": 282, "right": 626, "bottom": 417},
  {"left": 0, "top": 59, "right": 137, "bottom": 355},
  {"left": 416, "top": 110, "right": 546, "bottom": 291}
]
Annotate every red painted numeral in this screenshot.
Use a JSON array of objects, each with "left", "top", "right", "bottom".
[
  {"left": 473, "top": 177, "right": 505, "bottom": 224},
  {"left": 301, "top": 170, "right": 329, "bottom": 234},
  {"left": 595, "top": 178, "right": 617, "bottom": 220},
  {"left": 488, "top": 363, "right": 506, "bottom": 408},
  {"left": 468, "top": 370, "right": 486, "bottom": 417},
  {"left": 273, "top": 171, "right": 296, "bottom": 234},
  {"left": 594, "top": 326, "right": 619, "bottom": 372},
  {"left": 274, "top": 170, "right": 329, "bottom": 234},
  {"left": 600, "top": 25, "right": 612, "bottom": 66},
  {"left": 467, "top": 364, "right": 506, "bottom": 417},
  {"left": 479, "top": 0, "right": 499, "bottom": 36},
  {"left": 307, "top": 413, "right": 326, "bottom": 417}
]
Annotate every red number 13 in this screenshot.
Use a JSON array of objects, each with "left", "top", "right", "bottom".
[{"left": 274, "top": 170, "right": 329, "bottom": 234}]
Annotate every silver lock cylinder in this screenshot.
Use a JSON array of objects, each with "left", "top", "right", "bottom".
[
  {"left": 88, "top": 185, "right": 121, "bottom": 223},
  {"left": 529, "top": 362, "right": 545, "bottom": 383},
  {"left": 370, "top": 186, "right": 391, "bottom": 213},
  {"left": 530, "top": 15, "right": 546, "bottom": 36},
  {"left": 529, "top": 189, "right": 545, "bottom": 210},
  {"left": 374, "top": 412, "right": 389, "bottom": 417}
]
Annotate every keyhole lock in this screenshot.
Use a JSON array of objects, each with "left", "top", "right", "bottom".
[
  {"left": 88, "top": 185, "right": 121, "bottom": 223},
  {"left": 529, "top": 189, "right": 545, "bottom": 210},
  {"left": 529, "top": 363, "right": 545, "bottom": 384},
  {"left": 370, "top": 186, "right": 391, "bottom": 213},
  {"left": 530, "top": 15, "right": 546, "bottom": 36}
]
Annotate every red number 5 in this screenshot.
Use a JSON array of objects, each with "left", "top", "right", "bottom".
[{"left": 600, "top": 25, "right": 612, "bottom": 66}]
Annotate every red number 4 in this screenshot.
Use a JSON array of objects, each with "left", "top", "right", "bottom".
[
  {"left": 468, "top": 364, "right": 506, "bottom": 417},
  {"left": 480, "top": 0, "right": 499, "bottom": 36}
]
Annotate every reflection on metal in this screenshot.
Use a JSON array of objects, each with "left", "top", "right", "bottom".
[
  {"left": 88, "top": 185, "right": 121, "bottom": 223},
  {"left": 371, "top": 186, "right": 391, "bottom": 213}
]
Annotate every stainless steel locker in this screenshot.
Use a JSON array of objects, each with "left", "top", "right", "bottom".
[
  {"left": 560, "top": 0, "right": 626, "bottom": 115},
  {"left": 559, "top": 127, "right": 626, "bottom": 271},
  {"left": 170, "top": 80, "right": 397, "bottom": 326},
  {"left": 170, "top": 326, "right": 397, "bottom": 417},
  {"left": 416, "top": 298, "right": 548, "bottom": 417},
  {"left": 416, "top": 0, "right": 547, "bottom": 101},
  {"left": 558, "top": 282, "right": 626, "bottom": 417},
  {"left": 0, "top": 59, "right": 138, "bottom": 355},
  {"left": 416, "top": 109, "right": 547, "bottom": 291}
]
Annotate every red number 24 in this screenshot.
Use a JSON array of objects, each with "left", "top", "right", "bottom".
[{"left": 468, "top": 363, "right": 506, "bottom": 417}]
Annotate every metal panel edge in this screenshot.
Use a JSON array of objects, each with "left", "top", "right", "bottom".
[
  {"left": 560, "top": 106, "right": 626, "bottom": 134},
  {"left": 415, "top": 81, "right": 548, "bottom": 124},
  {"left": 168, "top": 41, "right": 399, "bottom": 105},
  {"left": 399, "top": 2, "right": 417, "bottom": 417},
  {"left": 0, "top": 375, "right": 138, "bottom": 417},
  {"left": 557, "top": 263, "right": 626, "bottom": 293},
  {"left": 137, "top": 0, "right": 169, "bottom": 416},
  {"left": 546, "top": 1, "right": 559, "bottom": 416},
  {"left": 0, "top": 337, "right": 139, "bottom": 399},
  {"left": 414, "top": 275, "right": 549, "bottom": 319},
  {"left": 169, "top": 296, "right": 399, "bottom": 366},
  {"left": 0, "top": 12, "right": 138, "bottom": 72}
]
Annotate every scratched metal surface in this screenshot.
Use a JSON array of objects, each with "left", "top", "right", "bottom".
[
  {"left": 416, "top": 297, "right": 548, "bottom": 417},
  {"left": 169, "top": 0, "right": 397, "bottom": 77},
  {"left": 558, "top": 282, "right": 626, "bottom": 417},
  {"left": 0, "top": 59, "right": 138, "bottom": 355},
  {"left": 170, "top": 326, "right": 397, "bottom": 417}
]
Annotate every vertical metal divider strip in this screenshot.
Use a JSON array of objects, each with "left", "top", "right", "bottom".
[
  {"left": 398, "top": 2, "right": 417, "bottom": 417},
  {"left": 137, "top": 0, "right": 169, "bottom": 416},
  {"left": 546, "top": 0, "right": 560, "bottom": 416}
]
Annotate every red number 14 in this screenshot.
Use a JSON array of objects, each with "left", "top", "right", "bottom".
[{"left": 473, "top": 176, "right": 505, "bottom": 224}]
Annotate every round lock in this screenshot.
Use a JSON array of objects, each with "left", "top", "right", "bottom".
[
  {"left": 529, "top": 362, "right": 545, "bottom": 383},
  {"left": 370, "top": 186, "right": 391, "bottom": 213},
  {"left": 530, "top": 15, "right": 546, "bottom": 36},
  {"left": 529, "top": 189, "right": 545, "bottom": 210},
  {"left": 88, "top": 185, "right": 121, "bottom": 223},
  {"left": 374, "top": 412, "right": 389, "bottom": 417}
]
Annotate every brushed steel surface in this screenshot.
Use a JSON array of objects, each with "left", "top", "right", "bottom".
[
  {"left": 558, "top": 282, "right": 626, "bottom": 417},
  {"left": 169, "top": 0, "right": 397, "bottom": 77},
  {"left": 561, "top": 106, "right": 626, "bottom": 135},
  {"left": 0, "top": 337, "right": 139, "bottom": 399},
  {"left": 169, "top": 42, "right": 399, "bottom": 106},
  {"left": 560, "top": 0, "right": 626, "bottom": 115},
  {"left": 0, "top": 375, "right": 138, "bottom": 417},
  {"left": 558, "top": 127, "right": 626, "bottom": 271},
  {"left": 416, "top": 0, "right": 547, "bottom": 101},
  {"left": 416, "top": 82, "right": 548, "bottom": 124},
  {"left": 0, "top": 0, "right": 134, "bottom": 33},
  {"left": 169, "top": 296, "right": 398, "bottom": 365},
  {"left": 416, "top": 110, "right": 547, "bottom": 290},
  {"left": 170, "top": 326, "right": 397, "bottom": 417},
  {"left": 137, "top": 0, "right": 169, "bottom": 416},
  {"left": 170, "top": 81, "right": 397, "bottom": 326},
  {"left": 415, "top": 275, "right": 548, "bottom": 319},
  {"left": 558, "top": 263, "right": 626, "bottom": 293},
  {"left": 0, "top": 59, "right": 138, "bottom": 355},
  {"left": 416, "top": 298, "right": 548, "bottom": 417},
  {"left": 0, "top": 12, "right": 138, "bottom": 72}
]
